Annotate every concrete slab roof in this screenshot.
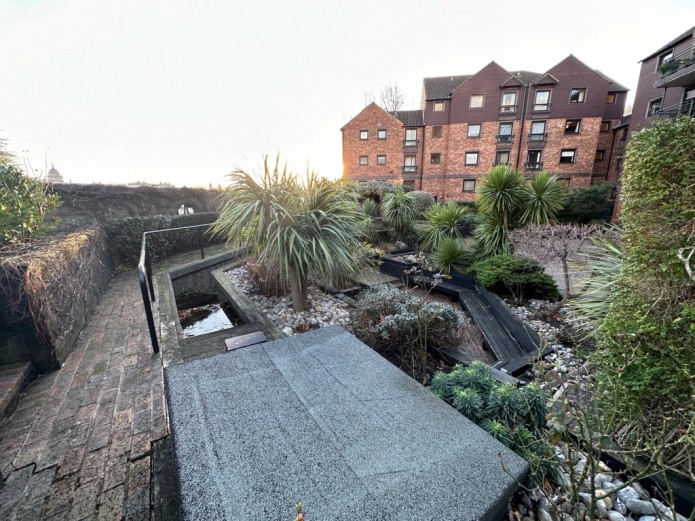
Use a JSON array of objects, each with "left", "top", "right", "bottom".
[{"left": 165, "top": 326, "right": 528, "bottom": 520}]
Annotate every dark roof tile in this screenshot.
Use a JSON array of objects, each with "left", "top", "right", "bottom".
[
  {"left": 389, "top": 110, "right": 424, "bottom": 127},
  {"left": 423, "top": 75, "right": 471, "bottom": 100}
]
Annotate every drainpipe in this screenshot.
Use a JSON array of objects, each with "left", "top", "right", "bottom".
[
  {"left": 605, "top": 123, "right": 618, "bottom": 182},
  {"left": 420, "top": 122, "right": 426, "bottom": 191},
  {"left": 515, "top": 85, "right": 529, "bottom": 170}
]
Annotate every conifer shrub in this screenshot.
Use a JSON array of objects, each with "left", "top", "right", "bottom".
[{"left": 468, "top": 254, "right": 561, "bottom": 302}]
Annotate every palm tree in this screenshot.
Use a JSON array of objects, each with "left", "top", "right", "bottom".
[
  {"left": 476, "top": 165, "right": 526, "bottom": 228},
  {"left": 520, "top": 171, "right": 568, "bottom": 225},
  {"left": 419, "top": 201, "right": 470, "bottom": 252},
  {"left": 381, "top": 188, "right": 418, "bottom": 243},
  {"left": 212, "top": 156, "right": 365, "bottom": 311}
]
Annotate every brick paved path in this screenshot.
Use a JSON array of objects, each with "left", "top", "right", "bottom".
[{"left": 0, "top": 271, "right": 168, "bottom": 520}]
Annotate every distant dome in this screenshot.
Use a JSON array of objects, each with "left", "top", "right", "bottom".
[{"left": 46, "top": 164, "right": 64, "bottom": 183}]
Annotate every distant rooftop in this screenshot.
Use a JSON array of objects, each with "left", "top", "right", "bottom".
[{"left": 390, "top": 109, "right": 424, "bottom": 127}]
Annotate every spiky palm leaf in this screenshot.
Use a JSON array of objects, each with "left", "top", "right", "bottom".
[
  {"left": 381, "top": 189, "right": 419, "bottom": 243},
  {"left": 474, "top": 213, "right": 512, "bottom": 258},
  {"left": 476, "top": 165, "right": 526, "bottom": 227},
  {"left": 431, "top": 238, "right": 471, "bottom": 274},
  {"left": 520, "top": 171, "right": 568, "bottom": 225},
  {"left": 567, "top": 226, "right": 623, "bottom": 332},
  {"left": 212, "top": 156, "right": 365, "bottom": 311},
  {"left": 419, "top": 201, "right": 470, "bottom": 251}
]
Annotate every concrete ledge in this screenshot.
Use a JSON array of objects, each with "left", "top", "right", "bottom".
[{"left": 165, "top": 326, "right": 528, "bottom": 520}]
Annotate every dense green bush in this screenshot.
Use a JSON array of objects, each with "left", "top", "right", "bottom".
[
  {"left": 409, "top": 190, "right": 436, "bottom": 216},
  {"left": 419, "top": 201, "right": 471, "bottom": 252},
  {"left": 558, "top": 182, "right": 613, "bottom": 223},
  {"left": 354, "top": 180, "right": 402, "bottom": 203},
  {"left": 430, "top": 362, "right": 553, "bottom": 483},
  {"left": 0, "top": 165, "right": 61, "bottom": 245},
  {"left": 351, "top": 284, "right": 467, "bottom": 380},
  {"left": 381, "top": 189, "right": 419, "bottom": 244},
  {"left": 593, "top": 117, "right": 695, "bottom": 460},
  {"left": 106, "top": 212, "right": 220, "bottom": 265},
  {"left": 468, "top": 254, "right": 561, "bottom": 302}
]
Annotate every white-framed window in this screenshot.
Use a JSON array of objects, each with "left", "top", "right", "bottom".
[
  {"left": 467, "top": 123, "right": 481, "bottom": 138},
  {"left": 465, "top": 151, "right": 479, "bottom": 165},
  {"left": 570, "top": 88, "right": 586, "bottom": 103},
  {"left": 470, "top": 94, "right": 484, "bottom": 108},
  {"left": 560, "top": 149, "right": 576, "bottom": 164}
]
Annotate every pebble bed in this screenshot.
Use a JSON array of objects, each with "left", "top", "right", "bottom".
[{"left": 225, "top": 265, "right": 353, "bottom": 336}]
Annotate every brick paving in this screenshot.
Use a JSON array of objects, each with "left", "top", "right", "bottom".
[{"left": 0, "top": 271, "right": 168, "bottom": 520}]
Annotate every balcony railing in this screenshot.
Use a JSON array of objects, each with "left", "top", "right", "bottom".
[
  {"left": 655, "top": 99, "right": 695, "bottom": 120},
  {"left": 524, "top": 161, "right": 543, "bottom": 170},
  {"left": 499, "top": 104, "right": 517, "bottom": 114},
  {"left": 532, "top": 103, "right": 551, "bottom": 112},
  {"left": 402, "top": 165, "right": 418, "bottom": 174},
  {"left": 496, "top": 134, "right": 514, "bottom": 143},
  {"left": 528, "top": 133, "right": 547, "bottom": 141},
  {"left": 656, "top": 46, "right": 695, "bottom": 88},
  {"left": 403, "top": 139, "right": 418, "bottom": 147}
]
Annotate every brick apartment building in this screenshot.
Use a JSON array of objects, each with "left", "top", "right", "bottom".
[
  {"left": 609, "top": 26, "right": 695, "bottom": 194},
  {"left": 342, "top": 55, "right": 628, "bottom": 202}
]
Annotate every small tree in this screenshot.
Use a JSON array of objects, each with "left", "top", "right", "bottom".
[
  {"left": 509, "top": 223, "right": 597, "bottom": 296},
  {"left": 212, "top": 156, "right": 366, "bottom": 312},
  {"left": 379, "top": 82, "right": 405, "bottom": 112}
]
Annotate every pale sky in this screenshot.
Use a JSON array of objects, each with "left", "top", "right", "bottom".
[{"left": 1, "top": 0, "right": 694, "bottom": 187}]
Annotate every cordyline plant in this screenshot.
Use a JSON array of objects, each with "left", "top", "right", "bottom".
[{"left": 212, "top": 156, "right": 366, "bottom": 312}]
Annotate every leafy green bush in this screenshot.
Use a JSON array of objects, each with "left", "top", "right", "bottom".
[
  {"left": 468, "top": 254, "right": 561, "bottom": 302},
  {"left": 105, "top": 212, "right": 220, "bottom": 265},
  {"left": 558, "top": 182, "right": 613, "bottom": 223},
  {"left": 430, "top": 362, "right": 553, "bottom": 483},
  {"left": 0, "top": 165, "right": 61, "bottom": 245},
  {"left": 593, "top": 117, "right": 695, "bottom": 459},
  {"left": 351, "top": 284, "right": 467, "bottom": 379}
]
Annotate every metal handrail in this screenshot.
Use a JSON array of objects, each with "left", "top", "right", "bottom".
[{"left": 137, "top": 222, "right": 216, "bottom": 353}]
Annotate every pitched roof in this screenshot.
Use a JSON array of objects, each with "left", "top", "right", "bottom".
[
  {"left": 641, "top": 26, "right": 695, "bottom": 63},
  {"left": 508, "top": 70, "right": 542, "bottom": 85},
  {"left": 532, "top": 73, "right": 559, "bottom": 85},
  {"left": 340, "top": 102, "right": 401, "bottom": 131},
  {"left": 594, "top": 69, "right": 629, "bottom": 92},
  {"left": 389, "top": 110, "right": 424, "bottom": 127},
  {"left": 423, "top": 75, "right": 472, "bottom": 100}
]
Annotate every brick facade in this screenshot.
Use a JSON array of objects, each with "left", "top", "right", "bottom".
[
  {"left": 342, "top": 56, "right": 628, "bottom": 202},
  {"left": 341, "top": 103, "right": 424, "bottom": 188}
]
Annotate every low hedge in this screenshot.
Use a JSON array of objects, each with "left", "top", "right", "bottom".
[{"left": 106, "top": 212, "right": 222, "bottom": 265}]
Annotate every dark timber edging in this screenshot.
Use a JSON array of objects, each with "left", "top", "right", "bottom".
[{"left": 379, "top": 256, "right": 543, "bottom": 376}]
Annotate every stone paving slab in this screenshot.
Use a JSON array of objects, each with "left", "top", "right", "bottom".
[
  {"left": 166, "top": 326, "right": 528, "bottom": 521},
  {"left": 0, "top": 270, "right": 168, "bottom": 520}
]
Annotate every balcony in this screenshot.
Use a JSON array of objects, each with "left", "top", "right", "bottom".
[
  {"left": 655, "top": 99, "right": 695, "bottom": 120},
  {"left": 496, "top": 134, "right": 514, "bottom": 144},
  {"left": 499, "top": 104, "right": 517, "bottom": 114},
  {"left": 656, "top": 47, "right": 695, "bottom": 88},
  {"left": 402, "top": 165, "right": 418, "bottom": 174},
  {"left": 403, "top": 139, "right": 418, "bottom": 147},
  {"left": 528, "top": 133, "right": 547, "bottom": 142},
  {"left": 524, "top": 162, "right": 543, "bottom": 170}
]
